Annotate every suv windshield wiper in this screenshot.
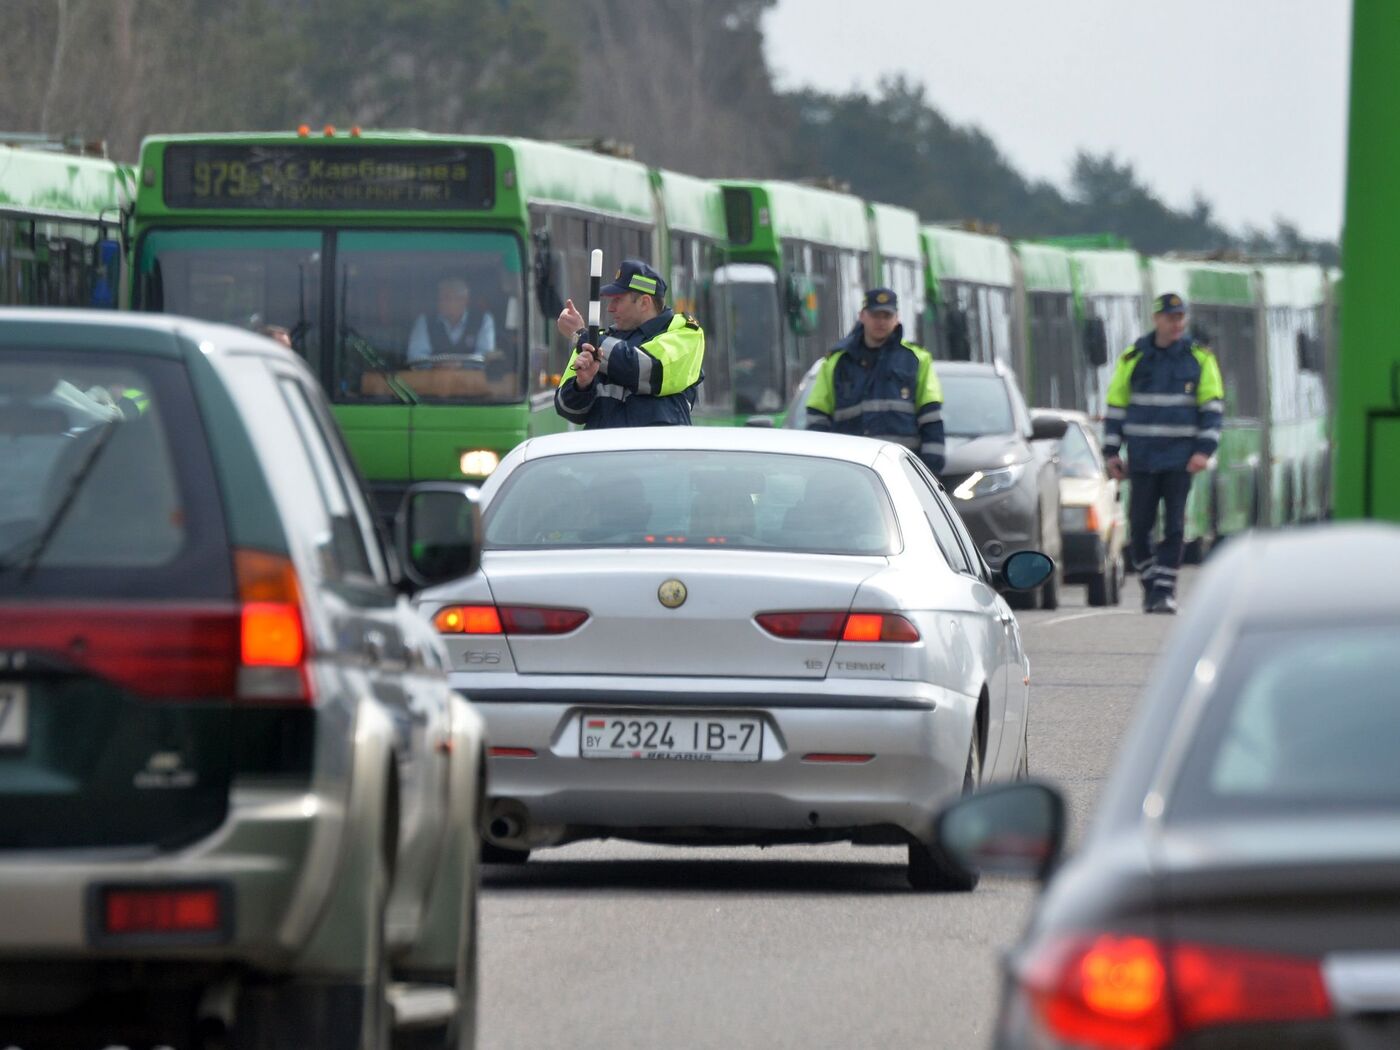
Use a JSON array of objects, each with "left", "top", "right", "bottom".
[{"left": 0, "top": 420, "right": 120, "bottom": 580}]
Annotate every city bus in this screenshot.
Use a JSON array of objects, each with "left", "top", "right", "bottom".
[
  {"left": 1069, "top": 247, "right": 1147, "bottom": 417},
  {"left": 716, "top": 179, "right": 872, "bottom": 419},
  {"left": 868, "top": 201, "right": 925, "bottom": 343},
  {"left": 1257, "top": 262, "right": 1331, "bottom": 525},
  {"left": 1014, "top": 241, "right": 1085, "bottom": 411},
  {"left": 921, "top": 224, "right": 1020, "bottom": 372},
  {"left": 648, "top": 168, "right": 734, "bottom": 424},
  {"left": 1336, "top": 0, "right": 1398, "bottom": 520},
  {"left": 1, "top": 140, "right": 129, "bottom": 308},
  {"left": 127, "top": 130, "right": 661, "bottom": 512}
]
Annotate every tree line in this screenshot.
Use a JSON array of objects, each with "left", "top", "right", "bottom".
[{"left": 0, "top": 0, "right": 1337, "bottom": 264}]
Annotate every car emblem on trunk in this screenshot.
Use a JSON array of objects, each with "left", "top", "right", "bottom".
[{"left": 658, "top": 579, "right": 688, "bottom": 608}]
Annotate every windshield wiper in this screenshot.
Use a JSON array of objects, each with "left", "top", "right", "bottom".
[
  {"left": 0, "top": 421, "right": 120, "bottom": 580},
  {"left": 341, "top": 326, "right": 418, "bottom": 405}
]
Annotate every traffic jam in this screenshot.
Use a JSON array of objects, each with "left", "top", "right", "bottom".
[{"left": 1, "top": 25, "right": 1398, "bottom": 1050}]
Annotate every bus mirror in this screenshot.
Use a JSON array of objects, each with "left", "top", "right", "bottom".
[
  {"left": 1083, "top": 316, "right": 1109, "bottom": 368},
  {"left": 532, "top": 230, "right": 564, "bottom": 321},
  {"left": 785, "top": 274, "right": 820, "bottom": 337},
  {"left": 945, "top": 307, "right": 972, "bottom": 361},
  {"left": 1296, "top": 331, "right": 1322, "bottom": 373}
]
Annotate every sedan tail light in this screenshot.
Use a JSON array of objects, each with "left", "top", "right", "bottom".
[
  {"left": 1016, "top": 933, "right": 1331, "bottom": 1049},
  {"left": 755, "top": 611, "right": 920, "bottom": 643},
  {"left": 434, "top": 604, "right": 589, "bottom": 636}
]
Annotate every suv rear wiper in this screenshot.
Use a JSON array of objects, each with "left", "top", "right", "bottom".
[{"left": 0, "top": 420, "right": 120, "bottom": 580}]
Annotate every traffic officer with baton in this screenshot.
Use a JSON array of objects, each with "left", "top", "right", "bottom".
[
  {"left": 554, "top": 258, "right": 705, "bottom": 428},
  {"left": 1103, "top": 291, "right": 1225, "bottom": 614},
  {"left": 804, "top": 288, "right": 946, "bottom": 474}
]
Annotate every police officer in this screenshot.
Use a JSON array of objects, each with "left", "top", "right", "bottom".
[
  {"left": 805, "top": 288, "right": 945, "bottom": 473},
  {"left": 1103, "top": 292, "right": 1224, "bottom": 614},
  {"left": 554, "top": 259, "right": 704, "bottom": 428}
]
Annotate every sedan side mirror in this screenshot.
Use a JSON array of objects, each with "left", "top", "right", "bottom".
[
  {"left": 932, "top": 781, "right": 1067, "bottom": 883},
  {"left": 396, "top": 483, "right": 483, "bottom": 591},
  {"left": 999, "top": 549, "right": 1054, "bottom": 591},
  {"left": 1030, "top": 415, "right": 1068, "bottom": 442}
]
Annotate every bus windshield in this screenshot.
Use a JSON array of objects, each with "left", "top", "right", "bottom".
[
  {"left": 711, "top": 264, "right": 784, "bottom": 414},
  {"left": 138, "top": 227, "right": 526, "bottom": 405}
]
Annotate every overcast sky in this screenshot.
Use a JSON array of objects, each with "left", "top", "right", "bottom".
[{"left": 762, "top": 0, "right": 1350, "bottom": 240}]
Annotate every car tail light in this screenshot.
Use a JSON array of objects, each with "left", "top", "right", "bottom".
[
  {"left": 235, "top": 549, "right": 312, "bottom": 704},
  {"left": 102, "top": 886, "right": 224, "bottom": 936},
  {"left": 756, "top": 611, "right": 920, "bottom": 643},
  {"left": 1018, "top": 933, "right": 1331, "bottom": 1049},
  {"left": 433, "top": 604, "right": 588, "bottom": 636}
]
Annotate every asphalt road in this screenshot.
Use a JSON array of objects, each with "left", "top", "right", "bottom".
[{"left": 476, "top": 570, "right": 1189, "bottom": 1050}]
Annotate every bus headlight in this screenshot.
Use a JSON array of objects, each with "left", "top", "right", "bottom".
[{"left": 459, "top": 449, "right": 501, "bottom": 478}]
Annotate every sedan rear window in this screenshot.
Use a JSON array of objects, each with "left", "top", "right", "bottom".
[
  {"left": 0, "top": 349, "right": 232, "bottom": 599},
  {"left": 1168, "top": 623, "right": 1400, "bottom": 821},
  {"left": 485, "top": 450, "right": 899, "bottom": 555}
]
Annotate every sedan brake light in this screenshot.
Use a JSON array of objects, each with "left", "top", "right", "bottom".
[
  {"left": 434, "top": 604, "right": 588, "bottom": 636},
  {"left": 1018, "top": 933, "right": 1331, "bottom": 1049},
  {"left": 756, "top": 611, "right": 920, "bottom": 643}
]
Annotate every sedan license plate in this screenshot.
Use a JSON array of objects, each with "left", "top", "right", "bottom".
[
  {"left": 581, "top": 713, "right": 763, "bottom": 762},
  {"left": 0, "top": 683, "right": 28, "bottom": 751}
]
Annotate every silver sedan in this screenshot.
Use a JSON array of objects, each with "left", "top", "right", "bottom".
[{"left": 418, "top": 427, "right": 1049, "bottom": 890}]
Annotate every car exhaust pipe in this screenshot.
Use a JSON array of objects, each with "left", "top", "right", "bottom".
[{"left": 196, "top": 977, "right": 238, "bottom": 1048}]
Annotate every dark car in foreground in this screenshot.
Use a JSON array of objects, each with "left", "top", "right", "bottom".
[
  {"left": 926, "top": 523, "right": 1400, "bottom": 1049},
  {"left": 786, "top": 359, "right": 1064, "bottom": 607},
  {"left": 0, "top": 311, "right": 486, "bottom": 1049}
]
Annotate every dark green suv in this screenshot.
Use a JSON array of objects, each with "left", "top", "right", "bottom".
[{"left": 0, "top": 310, "right": 486, "bottom": 1049}]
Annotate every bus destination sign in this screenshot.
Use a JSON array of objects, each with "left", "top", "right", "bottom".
[{"left": 162, "top": 144, "right": 496, "bottom": 211}]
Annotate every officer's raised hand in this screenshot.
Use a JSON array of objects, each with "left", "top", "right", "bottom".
[
  {"left": 573, "top": 344, "right": 600, "bottom": 389},
  {"left": 556, "top": 299, "right": 585, "bottom": 340}
]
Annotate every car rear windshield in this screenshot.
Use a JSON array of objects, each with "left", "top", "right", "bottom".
[
  {"left": 940, "top": 375, "right": 1014, "bottom": 436},
  {"left": 0, "top": 348, "right": 232, "bottom": 599},
  {"left": 1168, "top": 622, "right": 1400, "bottom": 822},
  {"left": 485, "top": 450, "right": 899, "bottom": 555}
]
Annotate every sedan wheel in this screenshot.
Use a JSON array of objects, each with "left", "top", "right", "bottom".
[
  {"left": 908, "top": 723, "right": 982, "bottom": 892},
  {"left": 481, "top": 842, "right": 531, "bottom": 865}
]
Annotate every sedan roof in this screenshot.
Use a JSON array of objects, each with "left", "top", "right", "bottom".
[
  {"left": 519, "top": 426, "right": 894, "bottom": 466},
  {"left": 1225, "top": 522, "right": 1400, "bottom": 623}
]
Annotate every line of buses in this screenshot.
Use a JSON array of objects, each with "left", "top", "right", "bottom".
[{"left": 0, "top": 130, "right": 1345, "bottom": 545}]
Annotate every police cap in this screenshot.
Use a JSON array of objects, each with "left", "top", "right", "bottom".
[
  {"left": 862, "top": 288, "right": 899, "bottom": 314},
  {"left": 600, "top": 259, "right": 667, "bottom": 299},
  {"left": 1153, "top": 292, "right": 1187, "bottom": 315}
]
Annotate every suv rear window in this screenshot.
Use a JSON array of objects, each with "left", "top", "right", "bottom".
[
  {"left": 0, "top": 348, "right": 232, "bottom": 599},
  {"left": 485, "top": 450, "right": 899, "bottom": 555}
]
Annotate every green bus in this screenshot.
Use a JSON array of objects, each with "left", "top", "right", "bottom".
[
  {"left": 1, "top": 141, "right": 129, "bottom": 309},
  {"left": 1336, "top": 0, "right": 1399, "bottom": 520},
  {"left": 648, "top": 168, "right": 736, "bottom": 425},
  {"left": 127, "top": 130, "right": 675, "bottom": 511},
  {"left": 1069, "top": 247, "right": 1146, "bottom": 417},
  {"left": 716, "top": 180, "right": 873, "bottom": 419},
  {"left": 921, "top": 224, "right": 1020, "bottom": 372},
  {"left": 1257, "top": 263, "right": 1331, "bottom": 525},
  {"left": 868, "top": 201, "right": 925, "bottom": 343},
  {"left": 1014, "top": 241, "right": 1085, "bottom": 411}
]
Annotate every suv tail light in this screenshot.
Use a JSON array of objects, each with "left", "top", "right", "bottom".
[
  {"left": 755, "top": 611, "right": 920, "bottom": 643},
  {"left": 1017, "top": 933, "right": 1331, "bottom": 1049},
  {"left": 0, "top": 549, "right": 310, "bottom": 705},
  {"left": 235, "top": 549, "right": 312, "bottom": 704},
  {"left": 433, "top": 604, "right": 589, "bottom": 636}
]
